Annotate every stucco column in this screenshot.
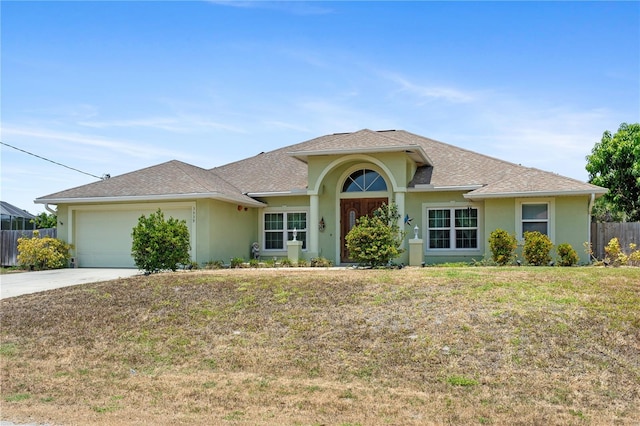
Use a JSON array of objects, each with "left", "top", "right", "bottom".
[
  {"left": 287, "top": 240, "right": 303, "bottom": 263},
  {"left": 309, "top": 194, "right": 319, "bottom": 256},
  {"left": 394, "top": 191, "right": 406, "bottom": 247},
  {"left": 409, "top": 238, "right": 424, "bottom": 266}
]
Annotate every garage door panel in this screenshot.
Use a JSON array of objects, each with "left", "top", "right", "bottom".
[{"left": 76, "top": 208, "right": 192, "bottom": 268}]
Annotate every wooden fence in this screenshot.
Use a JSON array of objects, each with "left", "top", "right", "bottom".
[
  {"left": 591, "top": 222, "right": 640, "bottom": 260},
  {"left": 0, "top": 229, "right": 57, "bottom": 267}
]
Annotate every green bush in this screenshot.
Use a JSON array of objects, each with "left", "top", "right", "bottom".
[
  {"left": 131, "top": 209, "right": 191, "bottom": 273},
  {"left": 488, "top": 229, "right": 518, "bottom": 266},
  {"left": 523, "top": 231, "right": 553, "bottom": 266},
  {"left": 345, "top": 203, "right": 405, "bottom": 267},
  {"left": 17, "top": 230, "right": 71, "bottom": 270},
  {"left": 556, "top": 243, "right": 579, "bottom": 266},
  {"left": 309, "top": 257, "right": 333, "bottom": 267},
  {"left": 231, "top": 257, "right": 245, "bottom": 268}
]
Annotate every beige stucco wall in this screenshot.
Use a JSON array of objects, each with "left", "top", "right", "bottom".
[
  {"left": 195, "top": 199, "right": 258, "bottom": 264},
  {"left": 555, "top": 196, "right": 592, "bottom": 264},
  {"left": 483, "top": 196, "right": 592, "bottom": 264}
]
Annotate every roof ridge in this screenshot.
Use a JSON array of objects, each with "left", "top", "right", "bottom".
[{"left": 172, "top": 160, "right": 246, "bottom": 194}]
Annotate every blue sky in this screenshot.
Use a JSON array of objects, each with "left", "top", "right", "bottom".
[{"left": 2, "top": 1, "right": 638, "bottom": 214}]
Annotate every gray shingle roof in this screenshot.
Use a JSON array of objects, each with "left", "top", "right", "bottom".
[
  {"left": 36, "top": 129, "right": 606, "bottom": 204},
  {"left": 213, "top": 129, "right": 606, "bottom": 197},
  {"left": 36, "top": 160, "right": 263, "bottom": 206}
]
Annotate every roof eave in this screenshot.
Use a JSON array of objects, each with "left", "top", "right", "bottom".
[
  {"left": 35, "top": 192, "right": 266, "bottom": 207},
  {"left": 289, "top": 145, "right": 432, "bottom": 166},
  {"left": 408, "top": 184, "right": 484, "bottom": 192},
  {"left": 245, "top": 189, "right": 309, "bottom": 198},
  {"left": 463, "top": 188, "right": 608, "bottom": 200}
]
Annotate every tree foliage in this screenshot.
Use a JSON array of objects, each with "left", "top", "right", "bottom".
[
  {"left": 17, "top": 230, "right": 71, "bottom": 270},
  {"left": 345, "top": 203, "right": 405, "bottom": 267},
  {"left": 31, "top": 212, "right": 57, "bottom": 229},
  {"left": 586, "top": 122, "right": 640, "bottom": 221},
  {"left": 131, "top": 209, "right": 191, "bottom": 273}
]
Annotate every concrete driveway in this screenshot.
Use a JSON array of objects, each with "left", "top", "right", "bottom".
[{"left": 0, "top": 268, "right": 141, "bottom": 299}]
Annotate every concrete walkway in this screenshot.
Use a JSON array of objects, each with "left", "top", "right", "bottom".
[{"left": 0, "top": 268, "right": 140, "bottom": 299}]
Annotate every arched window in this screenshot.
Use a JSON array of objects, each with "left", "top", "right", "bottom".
[{"left": 342, "top": 169, "right": 387, "bottom": 192}]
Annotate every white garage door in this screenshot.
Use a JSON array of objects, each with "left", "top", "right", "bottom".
[{"left": 75, "top": 207, "right": 193, "bottom": 268}]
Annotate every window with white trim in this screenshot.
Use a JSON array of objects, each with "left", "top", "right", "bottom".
[
  {"left": 342, "top": 169, "right": 387, "bottom": 192},
  {"left": 427, "top": 207, "right": 478, "bottom": 250},
  {"left": 521, "top": 203, "right": 548, "bottom": 235},
  {"left": 264, "top": 212, "right": 307, "bottom": 250}
]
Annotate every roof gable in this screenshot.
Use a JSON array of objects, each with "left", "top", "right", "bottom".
[{"left": 287, "top": 129, "right": 432, "bottom": 166}]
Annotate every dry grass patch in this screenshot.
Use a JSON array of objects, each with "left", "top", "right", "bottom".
[{"left": 1, "top": 267, "right": 639, "bottom": 425}]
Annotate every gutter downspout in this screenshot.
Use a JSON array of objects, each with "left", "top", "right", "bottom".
[
  {"left": 44, "top": 203, "right": 57, "bottom": 215},
  {"left": 587, "top": 193, "right": 595, "bottom": 264}
]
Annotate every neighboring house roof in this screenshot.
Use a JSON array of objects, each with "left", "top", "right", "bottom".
[
  {"left": 35, "top": 129, "right": 606, "bottom": 205},
  {"left": 0, "top": 201, "right": 37, "bottom": 219}
]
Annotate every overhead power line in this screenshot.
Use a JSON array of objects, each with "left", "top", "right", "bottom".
[{"left": 1, "top": 140, "right": 109, "bottom": 180}]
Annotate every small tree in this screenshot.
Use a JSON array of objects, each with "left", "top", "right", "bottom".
[
  {"left": 31, "top": 212, "right": 57, "bottom": 229},
  {"left": 17, "top": 230, "right": 71, "bottom": 270},
  {"left": 523, "top": 231, "right": 553, "bottom": 266},
  {"left": 488, "top": 229, "right": 518, "bottom": 266},
  {"left": 131, "top": 209, "right": 191, "bottom": 273},
  {"left": 586, "top": 122, "right": 640, "bottom": 221},
  {"left": 345, "top": 203, "right": 405, "bottom": 267}
]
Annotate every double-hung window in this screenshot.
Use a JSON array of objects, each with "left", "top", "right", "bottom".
[
  {"left": 521, "top": 203, "right": 548, "bottom": 235},
  {"left": 516, "top": 199, "right": 554, "bottom": 242},
  {"left": 427, "top": 207, "right": 478, "bottom": 250},
  {"left": 264, "top": 212, "right": 307, "bottom": 250}
]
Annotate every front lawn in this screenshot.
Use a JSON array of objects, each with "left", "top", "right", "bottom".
[{"left": 1, "top": 267, "right": 638, "bottom": 425}]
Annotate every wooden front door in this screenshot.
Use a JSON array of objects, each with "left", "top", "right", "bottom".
[{"left": 340, "top": 198, "right": 387, "bottom": 263}]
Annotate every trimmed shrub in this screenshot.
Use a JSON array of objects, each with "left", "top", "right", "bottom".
[
  {"left": 17, "top": 230, "right": 71, "bottom": 270},
  {"left": 131, "top": 209, "right": 191, "bottom": 273},
  {"left": 345, "top": 203, "right": 405, "bottom": 267},
  {"left": 488, "top": 229, "right": 518, "bottom": 266},
  {"left": 523, "top": 231, "right": 553, "bottom": 266},
  {"left": 556, "top": 243, "right": 579, "bottom": 266}
]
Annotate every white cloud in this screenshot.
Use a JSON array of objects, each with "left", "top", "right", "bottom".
[
  {"left": 382, "top": 72, "right": 477, "bottom": 104},
  {"left": 207, "top": 1, "right": 334, "bottom": 15},
  {"left": 78, "top": 115, "right": 247, "bottom": 134},
  {"left": 1, "top": 126, "right": 186, "bottom": 160},
  {"left": 261, "top": 120, "right": 311, "bottom": 133},
  {"left": 457, "top": 101, "right": 614, "bottom": 181}
]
